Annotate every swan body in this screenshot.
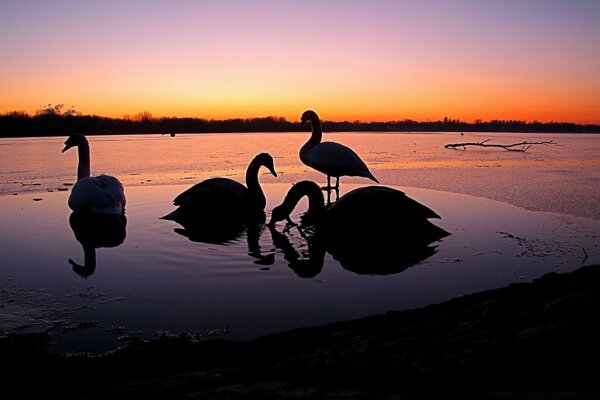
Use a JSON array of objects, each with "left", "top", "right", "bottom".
[
  {"left": 269, "top": 180, "right": 449, "bottom": 246},
  {"left": 63, "top": 133, "right": 126, "bottom": 215},
  {"left": 300, "top": 110, "right": 378, "bottom": 191},
  {"left": 162, "top": 152, "right": 277, "bottom": 225}
]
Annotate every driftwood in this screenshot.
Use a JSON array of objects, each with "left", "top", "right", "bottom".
[{"left": 445, "top": 139, "right": 556, "bottom": 152}]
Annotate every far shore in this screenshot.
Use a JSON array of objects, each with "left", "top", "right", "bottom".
[{"left": 1, "top": 112, "right": 599, "bottom": 138}]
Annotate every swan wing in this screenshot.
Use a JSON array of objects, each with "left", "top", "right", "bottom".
[
  {"left": 173, "top": 178, "right": 248, "bottom": 206},
  {"left": 331, "top": 186, "right": 441, "bottom": 223},
  {"left": 306, "top": 142, "right": 374, "bottom": 179}
]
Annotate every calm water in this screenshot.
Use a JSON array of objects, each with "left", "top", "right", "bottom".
[{"left": 1, "top": 132, "right": 599, "bottom": 353}]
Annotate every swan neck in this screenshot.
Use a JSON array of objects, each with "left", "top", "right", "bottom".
[
  {"left": 308, "top": 117, "right": 322, "bottom": 145},
  {"left": 84, "top": 246, "right": 97, "bottom": 269},
  {"left": 284, "top": 183, "right": 325, "bottom": 216},
  {"left": 77, "top": 141, "right": 91, "bottom": 181},
  {"left": 305, "top": 187, "right": 325, "bottom": 215},
  {"left": 246, "top": 158, "right": 266, "bottom": 210}
]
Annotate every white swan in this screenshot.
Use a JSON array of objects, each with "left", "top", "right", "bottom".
[
  {"left": 300, "top": 110, "right": 378, "bottom": 192},
  {"left": 62, "top": 133, "right": 126, "bottom": 215},
  {"left": 161, "top": 152, "right": 277, "bottom": 225}
]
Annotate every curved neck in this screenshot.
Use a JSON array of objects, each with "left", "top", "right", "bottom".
[
  {"left": 306, "top": 116, "right": 322, "bottom": 146},
  {"left": 246, "top": 158, "right": 266, "bottom": 210},
  {"left": 282, "top": 182, "right": 325, "bottom": 217},
  {"left": 76, "top": 141, "right": 91, "bottom": 181}
]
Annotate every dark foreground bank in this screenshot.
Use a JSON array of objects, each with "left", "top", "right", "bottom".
[{"left": 4, "top": 264, "right": 600, "bottom": 399}]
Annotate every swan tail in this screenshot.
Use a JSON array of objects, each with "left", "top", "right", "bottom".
[
  {"left": 366, "top": 170, "right": 379, "bottom": 183},
  {"left": 160, "top": 208, "right": 182, "bottom": 221},
  {"left": 424, "top": 223, "right": 451, "bottom": 244}
]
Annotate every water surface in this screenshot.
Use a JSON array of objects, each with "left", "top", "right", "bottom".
[
  {"left": 2, "top": 132, "right": 599, "bottom": 218},
  {"left": 1, "top": 132, "right": 599, "bottom": 353}
]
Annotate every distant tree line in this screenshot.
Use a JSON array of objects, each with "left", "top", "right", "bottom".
[{"left": 1, "top": 108, "right": 598, "bottom": 137}]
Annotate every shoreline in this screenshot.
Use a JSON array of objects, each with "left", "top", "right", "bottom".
[{"left": 4, "top": 262, "right": 600, "bottom": 398}]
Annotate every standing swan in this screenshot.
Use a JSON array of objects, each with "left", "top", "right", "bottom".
[
  {"left": 161, "top": 153, "right": 277, "bottom": 226},
  {"left": 62, "top": 133, "right": 126, "bottom": 215},
  {"left": 300, "top": 110, "right": 378, "bottom": 196}
]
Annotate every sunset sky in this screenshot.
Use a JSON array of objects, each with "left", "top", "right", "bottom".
[{"left": 1, "top": 0, "right": 599, "bottom": 123}]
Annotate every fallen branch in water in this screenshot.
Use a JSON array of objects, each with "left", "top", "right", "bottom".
[{"left": 445, "top": 139, "right": 557, "bottom": 152}]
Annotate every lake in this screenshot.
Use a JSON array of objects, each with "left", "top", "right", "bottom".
[{"left": 1, "top": 132, "right": 599, "bottom": 353}]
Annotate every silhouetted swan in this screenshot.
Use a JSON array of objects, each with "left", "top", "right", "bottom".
[
  {"left": 68, "top": 212, "right": 127, "bottom": 278},
  {"left": 300, "top": 110, "right": 378, "bottom": 195},
  {"left": 161, "top": 153, "right": 277, "bottom": 227},
  {"left": 62, "top": 133, "right": 126, "bottom": 215},
  {"left": 269, "top": 180, "right": 450, "bottom": 247}
]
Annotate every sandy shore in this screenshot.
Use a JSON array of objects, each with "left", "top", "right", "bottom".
[{"left": 4, "top": 262, "right": 600, "bottom": 399}]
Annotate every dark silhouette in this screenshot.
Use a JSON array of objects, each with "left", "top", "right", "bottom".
[
  {"left": 269, "top": 181, "right": 449, "bottom": 274},
  {"left": 1, "top": 111, "right": 599, "bottom": 137},
  {"left": 300, "top": 110, "right": 378, "bottom": 199},
  {"left": 68, "top": 212, "right": 127, "bottom": 278},
  {"left": 161, "top": 153, "right": 277, "bottom": 228},
  {"left": 62, "top": 133, "right": 126, "bottom": 215},
  {"left": 268, "top": 224, "right": 325, "bottom": 278},
  {"left": 269, "top": 220, "right": 439, "bottom": 276},
  {"left": 169, "top": 217, "right": 276, "bottom": 267},
  {"left": 445, "top": 138, "right": 556, "bottom": 152},
  {"left": 169, "top": 217, "right": 248, "bottom": 245}
]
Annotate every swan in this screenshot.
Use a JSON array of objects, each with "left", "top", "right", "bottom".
[
  {"left": 62, "top": 133, "right": 126, "bottom": 215},
  {"left": 161, "top": 152, "right": 277, "bottom": 225},
  {"left": 269, "top": 180, "right": 450, "bottom": 247},
  {"left": 300, "top": 110, "right": 378, "bottom": 194}
]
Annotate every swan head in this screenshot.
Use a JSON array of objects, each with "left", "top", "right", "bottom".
[
  {"left": 301, "top": 110, "right": 319, "bottom": 126},
  {"left": 268, "top": 204, "right": 294, "bottom": 226},
  {"left": 255, "top": 152, "right": 277, "bottom": 177},
  {"left": 62, "top": 133, "right": 88, "bottom": 153}
]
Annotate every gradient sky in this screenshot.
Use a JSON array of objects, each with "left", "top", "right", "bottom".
[{"left": 1, "top": 0, "right": 599, "bottom": 123}]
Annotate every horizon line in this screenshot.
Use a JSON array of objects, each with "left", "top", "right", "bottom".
[{"left": 2, "top": 110, "right": 599, "bottom": 126}]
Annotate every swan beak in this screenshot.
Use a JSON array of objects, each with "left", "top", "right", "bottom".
[
  {"left": 62, "top": 144, "right": 71, "bottom": 153},
  {"left": 269, "top": 168, "right": 277, "bottom": 177}
]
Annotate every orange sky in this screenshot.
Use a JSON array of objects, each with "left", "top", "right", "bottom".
[{"left": 1, "top": 1, "right": 599, "bottom": 123}]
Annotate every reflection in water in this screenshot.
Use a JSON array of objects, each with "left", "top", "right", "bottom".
[
  {"left": 68, "top": 212, "right": 127, "bottom": 278},
  {"left": 269, "top": 223, "right": 439, "bottom": 277},
  {"left": 268, "top": 224, "right": 325, "bottom": 278},
  {"left": 167, "top": 215, "right": 276, "bottom": 266},
  {"left": 171, "top": 217, "right": 248, "bottom": 245},
  {"left": 326, "top": 232, "right": 440, "bottom": 275}
]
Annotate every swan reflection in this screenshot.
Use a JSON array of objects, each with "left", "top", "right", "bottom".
[
  {"left": 269, "top": 221, "right": 439, "bottom": 277},
  {"left": 167, "top": 216, "right": 275, "bottom": 266},
  {"left": 68, "top": 212, "right": 127, "bottom": 278},
  {"left": 170, "top": 217, "right": 248, "bottom": 245},
  {"left": 268, "top": 224, "right": 325, "bottom": 278}
]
